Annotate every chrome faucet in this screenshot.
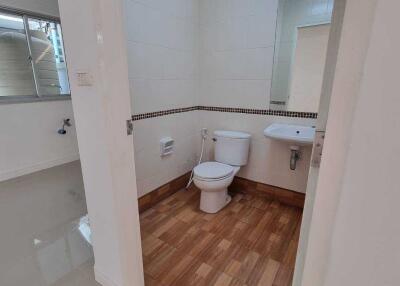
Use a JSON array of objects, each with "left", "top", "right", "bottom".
[{"left": 58, "top": 118, "right": 71, "bottom": 135}]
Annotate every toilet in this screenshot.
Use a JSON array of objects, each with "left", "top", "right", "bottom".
[{"left": 193, "top": 130, "right": 251, "bottom": 213}]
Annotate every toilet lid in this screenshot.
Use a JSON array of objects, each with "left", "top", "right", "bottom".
[{"left": 194, "top": 162, "right": 234, "bottom": 180}]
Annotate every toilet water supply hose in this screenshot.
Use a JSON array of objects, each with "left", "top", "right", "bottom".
[{"left": 186, "top": 130, "right": 207, "bottom": 189}]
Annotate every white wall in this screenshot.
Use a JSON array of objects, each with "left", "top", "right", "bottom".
[
  {"left": 132, "top": 112, "right": 199, "bottom": 196},
  {"left": 297, "top": 0, "right": 400, "bottom": 285},
  {"left": 321, "top": 0, "right": 400, "bottom": 285},
  {"left": 124, "top": 0, "right": 200, "bottom": 197},
  {"left": 199, "top": 0, "right": 277, "bottom": 109},
  {"left": 292, "top": 0, "right": 347, "bottom": 284},
  {"left": 0, "top": 101, "right": 79, "bottom": 181},
  {"left": 58, "top": 0, "right": 144, "bottom": 285},
  {"left": 298, "top": 0, "right": 378, "bottom": 283},
  {"left": 125, "top": 0, "right": 199, "bottom": 114},
  {"left": 198, "top": 0, "right": 315, "bottom": 193},
  {"left": 123, "top": 0, "right": 318, "bottom": 195},
  {"left": 199, "top": 112, "right": 315, "bottom": 193},
  {"left": 0, "top": 0, "right": 79, "bottom": 182}
]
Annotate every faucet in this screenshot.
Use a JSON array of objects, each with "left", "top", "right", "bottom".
[{"left": 58, "top": 118, "right": 71, "bottom": 135}]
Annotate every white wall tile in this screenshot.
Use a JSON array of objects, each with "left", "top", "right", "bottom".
[
  {"left": 246, "top": 13, "right": 277, "bottom": 48},
  {"left": 125, "top": 0, "right": 200, "bottom": 196},
  {"left": 133, "top": 112, "right": 199, "bottom": 197},
  {"left": 215, "top": 0, "right": 233, "bottom": 22},
  {"left": 198, "top": 111, "right": 315, "bottom": 193},
  {"left": 124, "top": 1, "right": 147, "bottom": 43},
  {"left": 254, "top": 0, "right": 279, "bottom": 16},
  {"left": 232, "top": 0, "right": 257, "bottom": 17},
  {"left": 199, "top": 0, "right": 277, "bottom": 108},
  {"left": 126, "top": 0, "right": 318, "bottom": 196}
]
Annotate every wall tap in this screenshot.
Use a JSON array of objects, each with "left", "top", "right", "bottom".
[{"left": 58, "top": 118, "right": 71, "bottom": 135}]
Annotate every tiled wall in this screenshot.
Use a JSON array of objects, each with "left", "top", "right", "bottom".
[
  {"left": 198, "top": 112, "right": 315, "bottom": 193},
  {"left": 198, "top": 0, "right": 315, "bottom": 193},
  {"left": 199, "top": 0, "right": 278, "bottom": 109},
  {"left": 124, "top": 0, "right": 200, "bottom": 197},
  {"left": 132, "top": 111, "right": 199, "bottom": 196},
  {"left": 125, "top": 0, "right": 317, "bottom": 196},
  {"left": 125, "top": 0, "right": 199, "bottom": 113}
]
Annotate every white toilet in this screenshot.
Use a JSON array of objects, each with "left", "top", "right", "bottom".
[{"left": 193, "top": 130, "right": 251, "bottom": 213}]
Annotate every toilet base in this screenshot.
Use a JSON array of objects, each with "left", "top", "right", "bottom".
[{"left": 200, "top": 188, "right": 232, "bottom": 213}]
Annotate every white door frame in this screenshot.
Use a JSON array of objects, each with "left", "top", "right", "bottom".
[
  {"left": 57, "top": 0, "right": 144, "bottom": 285},
  {"left": 293, "top": 0, "right": 378, "bottom": 285}
]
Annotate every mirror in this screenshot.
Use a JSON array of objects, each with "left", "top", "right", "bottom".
[{"left": 270, "top": 0, "right": 334, "bottom": 112}]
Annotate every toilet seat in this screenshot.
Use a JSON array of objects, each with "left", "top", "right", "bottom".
[
  {"left": 194, "top": 162, "right": 234, "bottom": 181},
  {"left": 192, "top": 130, "right": 250, "bottom": 214}
]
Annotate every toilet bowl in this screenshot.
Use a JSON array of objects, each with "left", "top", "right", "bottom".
[
  {"left": 193, "top": 162, "right": 240, "bottom": 213},
  {"left": 193, "top": 130, "right": 251, "bottom": 213}
]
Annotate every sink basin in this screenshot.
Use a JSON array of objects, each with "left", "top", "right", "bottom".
[{"left": 264, "top": 123, "right": 315, "bottom": 145}]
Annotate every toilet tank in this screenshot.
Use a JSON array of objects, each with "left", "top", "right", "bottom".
[{"left": 214, "top": 130, "right": 251, "bottom": 166}]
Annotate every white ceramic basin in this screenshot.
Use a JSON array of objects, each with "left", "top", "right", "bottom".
[{"left": 264, "top": 123, "right": 316, "bottom": 145}]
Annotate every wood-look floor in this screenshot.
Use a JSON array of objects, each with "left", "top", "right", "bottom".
[{"left": 140, "top": 188, "right": 303, "bottom": 286}]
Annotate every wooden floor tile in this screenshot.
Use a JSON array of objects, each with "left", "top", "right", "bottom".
[
  {"left": 213, "top": 272, "right": 233, "bottom": 286},
  {"left": 273, "top": 265, "right": 295, "bottom": 286},
  {"left": 236, "top": 251, "right": 260, "bottom": 283},
  {"left": 142, "top": 234, "right": 164, "bottom": 256},
  {"left": 140, "top": 189, "right": 302, "bottom": 286},
  {"left": 173, "top": 260, "right": 220, "bottom": 286},
  {"left": 159, "top": 254, "right": 194, "bottom": 285},
  {"left": 257, "top": 259, "right": 280, "bottom": 286}
]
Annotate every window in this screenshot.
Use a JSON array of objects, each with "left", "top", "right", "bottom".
[{"left": 0, "top": 9, "right": 70, "bottom": 101}]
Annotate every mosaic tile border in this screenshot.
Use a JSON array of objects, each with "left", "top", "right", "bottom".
[
  {"left": 132, "top": 106, "right": 197, "bottom": 121},
  {"left": 197, "top": 106, "right": 318, "bottom": 118},
  {"left": 132, "top": 106, "right": 318, "bottom": 121}
]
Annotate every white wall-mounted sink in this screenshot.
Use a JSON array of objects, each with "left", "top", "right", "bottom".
[{"left": 264, "top": 123, "right": 316, "bottom": 145}]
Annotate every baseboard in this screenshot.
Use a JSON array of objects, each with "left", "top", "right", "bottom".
[
  {"left": 94, "top": 265, "right": 121, "bottom": 286},
  {"left": 0, "top": 154, "right": 80, "bottom": 182},
  {"left": 138, "top": 172, "right": 191, "bottom": 213},
  {"left": 229, "top": 176, "right": 306, "bottom": 208}
]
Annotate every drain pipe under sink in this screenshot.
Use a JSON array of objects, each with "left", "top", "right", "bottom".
[{"left": 290, "top": 146, "right": 300, "bottom": 171}]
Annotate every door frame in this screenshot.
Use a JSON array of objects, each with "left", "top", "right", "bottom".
[
  {"left": 57, "top": 0, "right": 145, "bottom": 285},
  {"left": 293, "top": 0, "right": 378, "bottom": 285}
]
